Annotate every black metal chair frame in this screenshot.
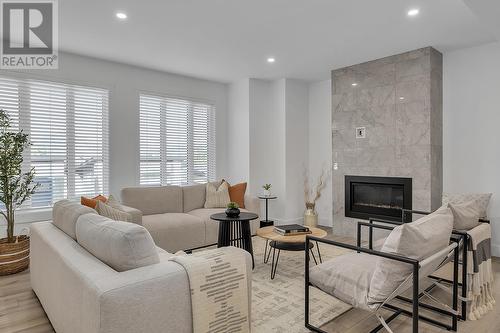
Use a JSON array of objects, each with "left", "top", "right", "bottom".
[
  {"left": 305, "top": 222, "right": 459, "bottom": 333},
  {"left": 366, "top": 209, "right": 490, "bottom": 321}
]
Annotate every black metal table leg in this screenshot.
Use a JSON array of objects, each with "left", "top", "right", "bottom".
[
  {"left": 315, "top": 241, "right": 322, "bottom": 263},
  {"left": 270, "top": 247, "right": 280, "bottom": 279}
]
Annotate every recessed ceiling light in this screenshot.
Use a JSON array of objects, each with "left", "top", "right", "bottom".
[
  {"left": 351, "top": 83, "right": 358, "bottom": 86},
  {"left": 267, "top": 57, "right": 276, "bottom": 63},
  {"left": 407, "top": 8, "right": 419, "bottom": 16},
  {"left": 399, "top": 96, "right": 405, "bottom": 100},
  {"left": 116, "top": 12, "right": 127, "bottom": 20}
]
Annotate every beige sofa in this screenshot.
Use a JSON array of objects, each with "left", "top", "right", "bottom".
[
  {"left": 120, "top": 184, "right": 260, "bottom": 253},
  {"left": 30, "top": 200, "right": 252, "bottom": 333}
]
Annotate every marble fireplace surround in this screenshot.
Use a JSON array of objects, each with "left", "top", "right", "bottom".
[{"left": 331, "top": 47, "right": 443, "bottom": 238}]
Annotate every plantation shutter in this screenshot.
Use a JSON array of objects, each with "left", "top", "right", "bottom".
[
  {"left": 139, "top": 94, "right": 216, "bottom": 186},
  {"left": 0, "top": 76, "right": 109, "bottom": 209}
]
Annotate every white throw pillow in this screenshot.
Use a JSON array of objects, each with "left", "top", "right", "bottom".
[
  {"left": 442, "top": 193, "right": 492, "bottom": 218},
  {"left": 367, "top": 206, "right": 453, "bottom": 307},
  {"left": 76, "top": 213, "right": 159, "bottom": 272},
  {"left": 204, "top": 180, "right": 231, "bottom": 208},
  {"left": 448, "top": 200, "right": 481, "bottom": 230},
  {"left": 96, "top": 200, "right": 133, "bottom": 222}
]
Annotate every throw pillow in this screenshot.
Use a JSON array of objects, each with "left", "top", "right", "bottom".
[
  {"left": 96, "top": 200, "right": 133, "bottom": 222},
  {"left": 367, "top": 205, "right": 453, "bottom": 308},
  {"left": 204, "top": 180, "right": 231, "bottom": 208},
  {"left": 442, "top": 193, "right": 492, "bottom": 218},
  {"left": 228, "top": 182, "right": 247, "bottom": 208},
  {"left": 81, "top": 194, "right": 107, "bottom": 209},
  {"left": 448, "top": 200, "right": 481, "bottom": 230}
]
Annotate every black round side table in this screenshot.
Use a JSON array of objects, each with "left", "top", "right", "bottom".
[
  {"left": 210, "top": 212, "right": 258, "bottom": 268},
  {"left": 257, "top": 195, "right": 277, "bottom": 227}
]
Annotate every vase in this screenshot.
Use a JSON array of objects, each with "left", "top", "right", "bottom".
[
  {"left": 304, "top": 205, "right": 318, "bottom": 228},
  {"left": 225, "top": 207, "right": 240, "bottom": 218},
  {"left": 0, "top": 235, "right": 30, "bottom": 276},
  {"left": 264, "top": 189, "right": 271, "bottom": 197}
]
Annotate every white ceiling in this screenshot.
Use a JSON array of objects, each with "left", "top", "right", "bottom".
[{"left": 60, "top": 0, "right": 497, "bottom": 83}]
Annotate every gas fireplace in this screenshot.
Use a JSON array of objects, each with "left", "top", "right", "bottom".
[{"left": 345, "top": 176, "right": 412, "bottom": 221}]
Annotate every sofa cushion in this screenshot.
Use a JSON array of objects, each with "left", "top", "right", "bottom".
[
  {"left": 52, "top": 200, "right": 96, "bottom": 240},
  {"left": 204, "top": 181, "right": 230, "bottom": 208},
  {"left": 142, "top": 213, "right": 205, "bottom": 252},
  {"left": 81, "top": 195, "right": 107, "bottom": 209},
  {"left": 75, "top": 214, "right": 160, "bottom": 272},
  {"left": 310, "top": 252, "right": 377, "bottom": 311},
  {"left": 96, "top": 200, "right": 133, "bottom": 222},
  {"left": 367, "top": 206, "right": 453, "bottom": 307},
  {"left": 228, "top": 182, "right": 247, "bottom": 208},
  {"left": 183, "top": 183, "right": 206, "bottom": 212},
  {"left": 121, "top": 186, "right": 183, "bottom": 215}
]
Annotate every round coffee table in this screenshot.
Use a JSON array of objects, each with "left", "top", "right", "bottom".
[
  {"left": 256, "top": 226, "right": 327, "bottom": 279},
  {"left": 210, "top": 212, "right": 259, "bottom": 268}
]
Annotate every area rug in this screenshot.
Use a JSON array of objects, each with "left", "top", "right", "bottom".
[{"left": 250, "top": 236, "right": 351, "bottom": 332}]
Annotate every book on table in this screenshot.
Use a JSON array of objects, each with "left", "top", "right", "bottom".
[{"left": 274, "top": 224, "right": 311, "bottom": 236}]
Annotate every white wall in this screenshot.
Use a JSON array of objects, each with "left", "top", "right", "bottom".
[
  {"left": 227, "top": 79, "right": 250, "bottom": 185},
  {"left": 284, "top": 79, "right": 309, "bottom": 221},
  {"left": 0, "top": 52, "right": 228, "bottom": 230},
  {"left": 443, "top": 41, "right": 500, "bottom": 255},
  {"left": 308, "top": 80, "right": 332, "bottom": 226}
]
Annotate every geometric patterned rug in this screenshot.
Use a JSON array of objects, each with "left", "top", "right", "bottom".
[{"left": 250, "top": 236, "right": 352, "bottom": 332}]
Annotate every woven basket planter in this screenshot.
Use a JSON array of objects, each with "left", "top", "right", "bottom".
[{"left": 0, "top": 235, "right": 29, "bottom": 276}]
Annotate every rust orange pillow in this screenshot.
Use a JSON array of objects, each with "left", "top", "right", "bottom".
[
  {"left": 81, "top": 195, "right": 107, "bottom": 209},
  {"left": 228, "top": 182, "right": 247, "bottom": 208}
]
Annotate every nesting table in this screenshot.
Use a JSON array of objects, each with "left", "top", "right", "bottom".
[
  {"left": 258, "top": 195, "right": 277, "bottom": 227},
  {"left": 256, "top": 226, "right": 327, "bottom": 279}
]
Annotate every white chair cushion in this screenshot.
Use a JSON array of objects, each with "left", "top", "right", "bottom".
[
  {"left": 448, "top": 200, "right": 481, "bottom": 230},
  {"left": 52, "top": 199, "right": 96, "bottom": 240},
  {"left": 442, "top": 192, "right": 492, "bottom": 218},
  {"left": 76, "top": 213, "right": 160, "bottom": 272},
  {"left": 367, "top": 205, "right": 453, "bottom": 307},
  {"left": 309, "top": 252, "right": 377, "bottom": 311}
]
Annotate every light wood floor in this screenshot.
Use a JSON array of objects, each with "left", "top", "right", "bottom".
[{"left": 1, "top": 234, "right": 499, "bottom": 333}]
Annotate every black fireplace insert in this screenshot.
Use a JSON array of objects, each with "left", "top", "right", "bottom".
[{"left": 345, "top": 175, "right": 412, "bottom": 221}]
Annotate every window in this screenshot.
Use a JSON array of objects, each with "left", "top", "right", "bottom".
[
  {"left": 140, "top": 94, "right": 216, "bottom": 186},
  {"left": 0, "top": 76, "right": 109, "bottom": 209}
]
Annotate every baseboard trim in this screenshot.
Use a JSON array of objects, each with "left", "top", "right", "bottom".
[{"left": 492, "top": 243, "right": 500, "bottom": 258}]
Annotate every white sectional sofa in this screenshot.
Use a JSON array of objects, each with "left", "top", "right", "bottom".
[
  {"left": 120, "top": 183, "right": 260, "bottom": 253},
  {"left": 30, "top": 200, "right": 252, "bottom": 333}
]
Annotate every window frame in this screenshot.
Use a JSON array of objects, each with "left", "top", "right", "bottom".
[
  {"left": 0, "top": 75, "right": 110, "bottom": 216},
  {"left": 139, "top": 92, "right": 216, "bottom": 186}
]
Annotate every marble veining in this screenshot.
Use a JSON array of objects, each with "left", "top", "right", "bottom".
[{"left": 331, "top": 47, "right": 443, "bottom": 239}]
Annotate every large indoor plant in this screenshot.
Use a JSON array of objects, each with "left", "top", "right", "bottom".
[{"left": 0, "top": 109, "right": 39, "bottom": 275}]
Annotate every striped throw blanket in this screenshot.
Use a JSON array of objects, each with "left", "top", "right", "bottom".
[
  {"left": 467, "top": 223, "right": 496, "bottom": 320},
  {"left": 170, "top": 247, "right": 250, "bottom": 333}
]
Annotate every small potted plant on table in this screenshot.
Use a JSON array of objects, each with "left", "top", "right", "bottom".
[
  {"left": 262, "top": 183, "right": 272, "bottom": 197},
  {"left": 0, "top": 109, "right": 39, "bottom": 275},
  {"left": 225, "top": 202, "right": 240, "bottom": 218}
]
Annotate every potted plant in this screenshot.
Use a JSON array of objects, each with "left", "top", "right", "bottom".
[
  {"left": 0, "top": 109, "right": 39, "bottom": 275},
  {"left": 262, "top": 183, "right": 272, "bottom": 197},
  {"left": 225, "top": 202, "right": 240, "bottom": 218},
  {"left": 303, "top": 168, "right": 330, "bottom": 228}
]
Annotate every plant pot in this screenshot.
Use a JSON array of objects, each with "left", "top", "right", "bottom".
[
  {"left": 225, "top": 208, "right": 240, "bottom": 218},
  {"left": 0, "top": 235, "right": 30, "bottom": 276},
  {"left": 263, "top": 190, "right": 271, "bottom": 197}
]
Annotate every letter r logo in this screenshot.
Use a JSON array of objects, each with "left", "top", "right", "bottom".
[{"left": 2, "top": 2, "right": 53, "bottom": 54}]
